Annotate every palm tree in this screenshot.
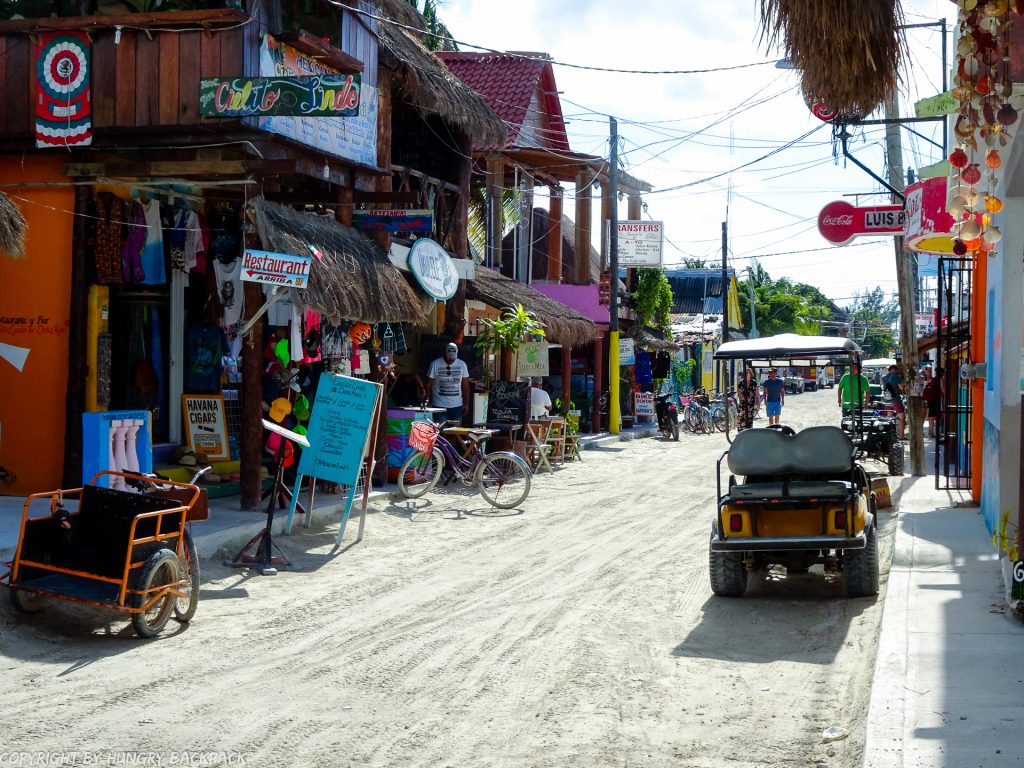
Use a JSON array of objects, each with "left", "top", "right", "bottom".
[{"left": 403, "top": 0, "right": 458, "bottom": 52}]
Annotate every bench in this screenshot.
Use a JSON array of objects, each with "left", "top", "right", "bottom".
[
  {"left": 723, "top": 426, "right": 858, "bottom": 503},
  {"left": 17, "top": 485, "right": 184, "bottom": 583}
]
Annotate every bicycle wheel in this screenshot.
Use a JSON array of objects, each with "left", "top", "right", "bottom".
[
  {"left": 701, "top": 408, "right": 714, "bottom": 434},
  {"left": 398, "top": 448, "right": 443, "bottom": 499},
  {"left": 475, "top": 452, "right": 531, "bottom": 509},
  {"left": 711, "top": 406, "right": 726, "bottom": 432},
  {"left": 131, "top": 549, "right": 180, "bottom": 638},
  {"left": 684, "top": 407, "right": 700, "bottom": 433},
  {"left": 174, "top": 528, "right": 200, "bottom": 623}
]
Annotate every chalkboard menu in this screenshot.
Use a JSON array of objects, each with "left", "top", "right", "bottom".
[
  {"left": 296, "top": 373, "right": 381, "bottom": 486},
  {"left": 486, "top": 381, "right": 529, "bottom": 427}
]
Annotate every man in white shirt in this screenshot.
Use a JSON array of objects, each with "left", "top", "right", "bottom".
[
  {"left": 530, "top": 377, "right": 552, "bottom": 419},
  {"left": 427, "top": 342, "right": 470, "bottom": 424}
]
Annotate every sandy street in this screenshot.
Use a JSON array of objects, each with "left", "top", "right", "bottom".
[{"left": 0, "top": 388, "right": 897, "bottom": 768}]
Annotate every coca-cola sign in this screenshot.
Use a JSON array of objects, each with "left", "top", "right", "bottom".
[{"left": 817, "top": 200, "right": 906, "bottom": 246}]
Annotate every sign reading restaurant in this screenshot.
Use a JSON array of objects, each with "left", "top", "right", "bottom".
[
  {"left": 240, "top": 249, "right": 313, "bottom": 289},
  {"left": 617, "top": 221, "right": 664, "bottom": 266}
]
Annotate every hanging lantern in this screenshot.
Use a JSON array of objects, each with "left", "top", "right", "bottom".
[{"left": 950, "top": 147, "right": 970, "bottom": 168}]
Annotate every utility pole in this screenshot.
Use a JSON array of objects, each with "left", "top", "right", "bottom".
[
  {"left": 885, "top": 94, "right": 925, "bottom": 476},
  {"left": 608, "top": 116, "right": 621, "bottom": 434},
  {"left": 721, "top": 221, "right": 730, "bottom": 401},
  {"left": 747, "top": 268, "right": 759, "bottom": 339}
]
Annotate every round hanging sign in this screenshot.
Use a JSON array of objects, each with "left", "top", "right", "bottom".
[
  {"left": 408, "top": 238, "right": 459, "bottom": 301},
  {"left": 39, "top": 36, "right": 89, "bottom": 99}
]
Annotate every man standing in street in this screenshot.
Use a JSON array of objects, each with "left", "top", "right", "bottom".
[
  {"left": 838, "top": 363, "right": 871, "bottom": 415},
  {"left": 762, "top": 368, "right": 785, "bottom": 426},
  {"left": 427, "top": 342, "right": 471, "bottom": 425}
]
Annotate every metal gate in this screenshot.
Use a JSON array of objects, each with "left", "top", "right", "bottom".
[{"left": 935, "top": 256, "right": 973, "bottom": 490}]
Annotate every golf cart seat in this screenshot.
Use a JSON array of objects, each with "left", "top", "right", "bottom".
[{"left": 725, "top": 426, "right": 858, "bottom": 503}]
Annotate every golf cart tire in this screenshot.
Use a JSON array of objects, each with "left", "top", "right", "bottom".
[
  {"left": 888, "top": 443, "right": 904, "bottom": 476},
  {"left": 709, "top": 528, "right": 747, "bottom": 597},
  {"left": 845, "top": 525, "right": 879, "bottom": 598}
]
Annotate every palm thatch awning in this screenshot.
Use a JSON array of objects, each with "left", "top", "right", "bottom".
[
  {"left": 376, "top": 0, "right": 507, "bottom": 149},
  {"left": 0, "top": 192, "right": 27, "bottom": 260},
  {"left": 628, "top": 324, "right": 680, "bottom": 353},
  {"left": 250, "top": 197, "right": 424, "bottom": 325},
  {"left": 467, "top": 266, "right": 599, "bottom": 348},
  {"left": 758, "top": 0, "right": 904, "bottom": 116}
]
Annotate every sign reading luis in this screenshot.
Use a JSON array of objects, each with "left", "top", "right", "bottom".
[
  {"left": 240, "top": 249, "right": 312, "bottom": 289},
  {"left": 408, "top": 238, "right": 458, "bottom": 301},
  {"left": 199, "top": 75, "right": 361, "bottom": 118},
  {"left": 818, "top": 200, "right": 906, "bottom": 246}
]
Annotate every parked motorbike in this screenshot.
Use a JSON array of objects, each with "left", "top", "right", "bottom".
[{"left": 655, "top": 391, "right": 680, "bottom": 441}]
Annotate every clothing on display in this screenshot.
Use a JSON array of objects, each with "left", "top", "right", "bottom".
[
  {"left": 303, "top": 309, "right": 322, "bottom": 364},
  {"left": 168, "top": 208, "right": 203, "bottom": 273},
  {"left": 121, "top": 201, "right": 147, "bottom": 283},
  {"left": 186, "top": 323, "right": 229, "bottom": 393},
  {"left": 87, "top": 191, "right": 125, "bottom": 286},
  {"left": 635, "top": 351, "right": 653, "bottom": 390},
  {"left": 262, "top": 283, "right": 294, "bottom": 326},
  {"left": 213, "top": 255, "right": 244, "bottom": 357},
  {"left": 139, "top": 199, "right": 167, "bottom": 285}
]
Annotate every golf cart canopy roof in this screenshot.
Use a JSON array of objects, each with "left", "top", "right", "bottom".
[
  {"left": 861, "top": 357, "right": 897, "bottom": 368},
  {"left": 714, "top": 334, "right": 862, "bottom": 366}
]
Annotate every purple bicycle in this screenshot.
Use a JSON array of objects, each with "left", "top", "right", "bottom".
[{"left": 397, "top": 422, "right": 532, "bottom": 509}]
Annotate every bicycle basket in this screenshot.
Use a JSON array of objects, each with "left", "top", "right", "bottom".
[{"left": 409, "top": 421, "right": 439, "bottom": 453}]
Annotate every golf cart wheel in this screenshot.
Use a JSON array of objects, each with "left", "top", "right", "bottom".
[
  {"left": 845, "top": 525, "right": 879, "bottom": 597},
  {"left": 888, "top": 443, "right": 904, "bottom": 476},
  {"left": 7, "top": 586, "right": 46, "bottom": 614},
  {"left": 709, "top": 525, "right": 747, "bottom": 597},
  {"left": 131, "top": 549, "right": 180, "bottom": 638}
]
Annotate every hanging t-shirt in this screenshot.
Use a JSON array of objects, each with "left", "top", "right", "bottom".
[
  {"left": 303, "top": 309, "right": 322, "bottom": 364},
  {"left": 427, "top": 357, "right": 470, "bottom": 408},
  {"left": 139, "top": 199, "right": 167, "bottom": 285},
  {"left": 213, "top": 257, "right": 244, "bottom": 357},
  {"left": 635, "top": 351, "right": 653, "bottom": 389},
  {"left": 263, "top": 283, "right": 294, "bottom": 327},
  {"left": 186, "top": 324, "right": 229, "bottom": 393}
]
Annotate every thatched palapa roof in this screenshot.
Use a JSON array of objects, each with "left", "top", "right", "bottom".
[
  {"left": 376, "top": 0, "right": 507, "bottom": 149},
  {"left": 467, "top": 266, "right": 598, "bottom": 349},
  {"left": 0, "top": 192, "right": 27, "bottom": 259},
  {"left": 251, "top": 197, "right": 423, "bottom": 325},
  {"left": 628, "top": 324, "right": 680, "bottom": 353},
  {"left": 758, "top": 0, "right": 904, "bottom": 116}
]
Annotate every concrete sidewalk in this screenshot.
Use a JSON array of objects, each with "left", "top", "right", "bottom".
[{"left": 863, "top": 474, "right": 1024, "bottom": 767}]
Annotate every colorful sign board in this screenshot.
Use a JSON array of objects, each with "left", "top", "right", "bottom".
[
  {"left": 258, "top": 34, "right": 377, "bottom": 166},
  {"left": 914, "top": 91, "right": 956, "bottom": 119},
  {"left": 353, "top": 209, "right": 433, "bottom": 232},
  {"left": 408, "top": 238, "right": 458, "bottom": 301},
  {"left": 199, "top": 75, "right": 361, "bottom": 118},
  {"left": 181, "top": 395, "right": 230, "bottom": 461},
  {"left": 1012, "top": 561, "right": 1024, "bottom": 600},
  {"left": 817, "top": 200, "right": 906, "bottom": 246},
  {"left": 616, "top": 221, "right": 664, "bottom": 266},
  {"left": 516, "top": 341, "right": 550, "bottom": 378},
  {"left": 240, "top": 248, "right": 312, "bottom": 288},
  {"left": 903, "top": 177, "right": 971, "bottom": 256},
  {"left": 635, "top": 392, "right": 654, "bottom": 416},
  {"left": 35, "top": 31, "right": 92, "bottom": 148}
]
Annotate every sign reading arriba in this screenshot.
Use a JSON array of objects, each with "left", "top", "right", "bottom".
[
  {"left": 199, "top": 75, "right": 361, "bottom": 118},
  {"left": 817, "top": 200, "right": 906, "bottom": 246}
]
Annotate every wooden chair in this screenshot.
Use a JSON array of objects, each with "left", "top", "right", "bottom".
[
  {"left": 544, "top": 417, "right": 566, "bottom": 465},
  {"left": 525, "top": 420, "right": 554, "bottom": 473}
]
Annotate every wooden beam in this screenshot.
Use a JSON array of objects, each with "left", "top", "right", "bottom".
[
  {"left": 353, "top": 190, "right": 420, "bottom": 204},
  {"left": 272, "top": 30, "right": 364, "bottom": 72},
  {"left": 487, "top": 153, "right": 505, "bottom": 271},
  {"left": 0, "top": 8, "right": 248, "bottom": 33},
  {"left": 547, "top": 187, "right": 563, "bottom": 282},
  {"left": 63, "top": 160, "right": 248, "bottom": 178},
  {"left": 574, "top": 168, "right": 593, "bottom": 284}
]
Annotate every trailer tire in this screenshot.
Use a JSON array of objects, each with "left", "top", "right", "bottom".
[
  {"left": 7, "top": 587, "right": 46, "bottom": 614},
  {"left": 131, "top": 549, "right": 180, "bottom": 638}
]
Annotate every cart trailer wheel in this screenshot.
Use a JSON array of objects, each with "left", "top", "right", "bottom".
[
  {"left": 174, "top": 529, "right": 200, "bottom": 623},
  {"left": 7, "top": 586, "right": 46, "bottom": 614},
  {"left": 132, "top": 549, "right": 180, "bottom": 638}
]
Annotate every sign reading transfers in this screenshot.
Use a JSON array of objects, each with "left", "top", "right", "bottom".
[
  {"left": 616, "top": 221, "right": 664, "bottom": 266},
  {"left": 240, "top": 249, "right": 312, "bottom": 288},
  {"left": 353, "top": 209, "right": 434, "bottom": 233},
  {"left": 181, "top": 395, "right": 230, "bottom": 461},
  {"left": 199, "top": 75, "right": 361, "bottom": 118},
  {"left": 817, "top": 200, "right": 906, "bottom": 246}
]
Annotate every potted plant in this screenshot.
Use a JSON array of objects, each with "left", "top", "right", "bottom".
[{"left": 474, "top": 303, "right": 546, "bottom": 380}]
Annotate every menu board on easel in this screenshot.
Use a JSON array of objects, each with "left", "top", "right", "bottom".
[{"left": 285, "top": 373, "right": 382, "bottom": 545}]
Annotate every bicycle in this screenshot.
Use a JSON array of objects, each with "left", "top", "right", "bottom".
[
  {"left": 708, "top": 390, "right": 738, "bottom": 432},
  {"left": 397, "top": 422, "right": 532, "bottom": 509},
  {"left": 681, "top": 389, "right": 713, "bottom": 433}
]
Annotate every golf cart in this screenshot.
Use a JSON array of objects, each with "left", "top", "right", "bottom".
[{"left": 708, "top": 334, "right": 879, "bottom": 598}]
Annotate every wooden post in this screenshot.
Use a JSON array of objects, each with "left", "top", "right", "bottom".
[
  {"left": 336, "top": 184, "right": 353, "bottom": 226},
  {"left": 561, "top": 344, "right": 571, "bottom": 412},
  {"left": 61, "top": 186, "right": 90, "bottom": 486},
  {"left": 487, "top": 153, "right": 505, "bottom": 271},
  {"left": 240, "top": 219, "right": 265, "bottom": 511},
  {"left": 627, "top": 193, "right": 642, "bottom": 291},
  {"left": 574, "top": 169, "right": 593, "bottom": 284},
  {"left": 600, "top": 178, "right": 612, "bottom": 277},
  {"left": 592, "top": 333, "right": 604, "bottom": 433},
  {"left": 547, "top": 187, "right": 563, "bottom": 282}
]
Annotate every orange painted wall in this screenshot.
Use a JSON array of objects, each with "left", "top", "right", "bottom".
[{"left": 0, "top": 155, "right": 74, "bottom": 494}]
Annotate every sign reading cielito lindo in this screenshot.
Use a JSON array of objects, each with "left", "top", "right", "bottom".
[
  {"left": 408, "top": 238, "right": 458, "bottom": 301},
  {"left": 240, "top": 249, "right": 312, "bottom": 288},
  {"left": 617, "top": 221, "right": 664, "bottom": 267}
]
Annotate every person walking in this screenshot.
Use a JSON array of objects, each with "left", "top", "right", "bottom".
[
  {"left": 736, "top": 367, "right": 759, "bottom": 431},
  {"left": 427, "top": 342, "right": 470, "bottom": 425},
  {"left": 761, "top": 368, "right": 785, "bottom": 426},
  {"left": 883, "top": 364, "right": 906, "bottom": 439},
  {"left": 923, "top": 366, "right": 944, "bottom": 439},
  {"left": 838, "top": 363, "right": 871, "bottom": 415}
]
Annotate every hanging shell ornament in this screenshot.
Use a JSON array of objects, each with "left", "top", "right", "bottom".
[
  {"left": 958, "top": 0, "right": 978, "bottom": 9},
  {"left": 964, "top": 186, "right": 981, "bottom": 206},
  {"left": 986, "top": 149, "right": 1002, "bottom": 168},
  {"left": 961, "top": 164, "right": 983, "bottom": 185},
  {"left": 953, "top": 238, "right": 969, "bottom": 256},
  {"left": 950, "top": 147, "right": 970, "bottom": 168},
  {"left": 984, "top": 0, "right": 1008, "bottom": 14},
  {"left": 949, "top": 196, "right": 969, "bottom": 216},
  {"left": 997, "top": 102, "right": 1018, "bottom": 126},
  {"left": 985, "top": 193, "right": 1004, "bottom": 213},
  {"left": 983, "top": 225, "right": 1003, "bottom": 244},
  {"left": 960, "top": 219, "right": 983, "bottom": 240}
]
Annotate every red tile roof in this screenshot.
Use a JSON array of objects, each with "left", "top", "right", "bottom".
[{"left": 437, "top": 52, "right": 570, "bottom": 152}]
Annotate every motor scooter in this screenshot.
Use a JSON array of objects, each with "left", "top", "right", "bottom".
[{"left": 655, "top": 391, "right": 680, "bottom": 441}]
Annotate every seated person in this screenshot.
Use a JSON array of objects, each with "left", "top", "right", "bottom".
[{"left": 530, "top": 377, "right": 552, "bottom": 419}]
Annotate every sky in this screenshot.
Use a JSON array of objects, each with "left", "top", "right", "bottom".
[{"left": 438, "top": 0, "right": 957, "bottom": 308}]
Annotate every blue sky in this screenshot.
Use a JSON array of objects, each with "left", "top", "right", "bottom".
[{"left": 440, "top": 0, "right": 956, "bottom": 307}]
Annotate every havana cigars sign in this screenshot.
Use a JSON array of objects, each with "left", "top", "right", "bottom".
[{"left": 817, "top": 200, "right": 905, "bottom": 246}]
